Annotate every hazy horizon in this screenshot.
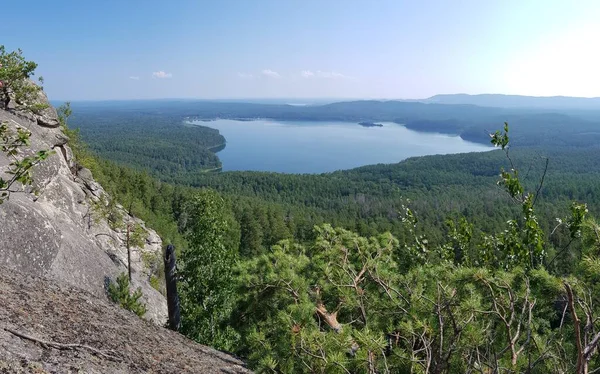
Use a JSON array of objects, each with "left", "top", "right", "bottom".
[
  {"left": 4, "top": 0, "right": 600, "bottom": 100},
  {"left": 53, "top": 93, "right": 600, "bottom": 104}
]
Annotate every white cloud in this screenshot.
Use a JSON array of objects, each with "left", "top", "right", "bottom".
[
  {"left": 129, "top": 76, "right": 140, "bottom": 80},
  {"left": 316, "top": 70, "right": 350, "bottom": 79},
  {"left": 261, "top": 69, "right": 281, "bottom": 78},
  {"left": 152, "top": 71, "right": 172, "bottom": 79},
  {"left": 300, "top": 70, "right": 352, "bottom": 79},
  {"left": 237, "top": 72, "right": 254, "bottom": 79}
]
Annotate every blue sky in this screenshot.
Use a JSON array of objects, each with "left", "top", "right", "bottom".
[{"left": 2, "top": 0, "right": 600, "bottom": 100}]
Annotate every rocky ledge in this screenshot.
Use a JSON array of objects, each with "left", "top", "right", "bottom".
[
  {"left": 0, "top": 87, "right": 167, "bottom": 324},
  {"left": 0, "top": 267, "right": 250, "bottom": 373}
]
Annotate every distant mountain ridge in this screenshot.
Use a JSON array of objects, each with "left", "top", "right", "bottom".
[
  {"left": 423, "top": 93, "right": 600, "bottom": 109},
  {"left": 58, "top": 93, "right": 600, "bottom": 111}
]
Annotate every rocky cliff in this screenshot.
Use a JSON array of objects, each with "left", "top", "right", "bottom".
[
  {"left": 0, "top": 267, "right": 250, "bottom": 373},
  {"left": 0, "top": 88, "right": 167, "bottom": 324},
  {"left": 0, "top": 87, "right": 251, "bottom": 372}
]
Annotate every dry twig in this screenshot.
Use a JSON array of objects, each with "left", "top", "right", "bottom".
[{"left": 4, "top": 327, "right": 122, "bottom": 362}]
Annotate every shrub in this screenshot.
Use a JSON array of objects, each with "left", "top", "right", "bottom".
[
  {"left": 0, "top": 45, "right": 46, "bottom": 113},
  {"left": 107, "top": 272, "right": 147, "bottom": 317},
  {"left": 0, "top": 121, "right": 52, "bottom": 203}
]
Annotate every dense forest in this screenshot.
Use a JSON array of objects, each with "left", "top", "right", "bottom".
[
  {"left": 68, "top": 103, "right": 226, "bottom": 177},
  {"left": 67, "top": 101, "right": 600, "bottom": 257},
  {"left": 68, "top": 99, "right": 600, "bottom": 149},
  {"left": 60, "top": 95, "right": 600, "bottom": 373},
  {"left": 5, "top": 12, "right": 600, "bottom": 370}
]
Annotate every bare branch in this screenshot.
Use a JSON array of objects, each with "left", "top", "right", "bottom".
[
  {"left": 531, "top": 157, "right": 549, "bottom": 207},
  {"left": 565, "top": 282, "right": 584, "bottom": 373},
  {"left": 4, "top": 327, "right": 121, "bottom": 362}
]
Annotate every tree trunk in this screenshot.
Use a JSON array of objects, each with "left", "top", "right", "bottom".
[
  {"left": 565, "top": 283, "right": 584, "bottom": 374},
  {"left": 2, "top": 87, "right": 10, "bottom": 110},
  {"left": 126, "top": 223, "right": 132, "bottom": 282},
  {"left": 164, "top": 244, "right": 181, "bottom": 331}
]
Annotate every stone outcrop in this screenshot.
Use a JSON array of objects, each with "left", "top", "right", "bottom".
[
  {"left": 0, "top": 267, "right": 250, "bottom": 373},
  {"left": 0, "top": 88, "right": 168, "bottom": 325},
  {"left": 33, "top": 88, "right": 60, "bottom": 128}
]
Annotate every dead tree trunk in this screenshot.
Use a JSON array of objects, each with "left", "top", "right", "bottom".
[
  {"left": 164, "top": 244, "right": 181, "bottom": 331},
  {"left": 1, "top": 87, "right": 10, "bottom": 110}
]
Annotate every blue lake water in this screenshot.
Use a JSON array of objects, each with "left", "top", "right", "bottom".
[{"left": 191, "top": 119, "right": 493, "bottom": 173}]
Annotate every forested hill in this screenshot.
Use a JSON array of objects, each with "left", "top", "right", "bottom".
[
  {"left": 425, "top": 93, "right": 600, "bottom": 110},
  {"left": 69, "top": 104, "right": 226, "bottom": 174},
  {"left": 65, "top": 97, "right": 600, "bottom": 267},
  {"left": 64, "top": 97, "right": 600, "bottom": 372},
  {"left": 67, "top": 99, "right": 600, "bottom": 183},
  {"left": 66, "top": 100, "right": 600, "bottom": 243},
  {"left": 78, "top": 121, "right": 600, "bottom": 373}
]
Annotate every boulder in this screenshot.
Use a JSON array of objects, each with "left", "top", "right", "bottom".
[{"left": 31, "top": 83, "right": 60, "bottom": 128}]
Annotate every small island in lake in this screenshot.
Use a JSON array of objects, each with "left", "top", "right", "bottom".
[{"left": 358, "top": 121, "right": 383, "bottom": 127}]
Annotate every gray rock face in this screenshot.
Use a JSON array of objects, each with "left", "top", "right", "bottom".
[
  {"left": 0, "top": 201, "right": 60, "bottom": 273},
  {"left": 0, "top": 268, "right": 251, "bottom": 373},
  {"left": 0, "top": 92, "right": 168, "bottom": 325},
  {"left": 33, "top": 89, "right": 60, "bottom": 128}
]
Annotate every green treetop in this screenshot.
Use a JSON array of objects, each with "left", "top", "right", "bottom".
[{"left": 0, "top": 46, "right": 46, "bottom": 113}]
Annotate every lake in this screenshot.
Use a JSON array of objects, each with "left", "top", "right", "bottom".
[{"left": 190, "top": 119, "right": 493, "bottom": 173}]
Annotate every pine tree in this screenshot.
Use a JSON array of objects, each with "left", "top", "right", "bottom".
[{"left": 179, "top": 189, "right": 240, "bottom": 350}]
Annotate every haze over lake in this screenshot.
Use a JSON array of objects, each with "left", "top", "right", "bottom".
[{"left": 191, "top": 119, "right": 493, "bottom": 173}]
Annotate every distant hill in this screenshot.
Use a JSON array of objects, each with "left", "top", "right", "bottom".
[
  {"left": 423, "top": 93, "right": 600, "bottom": 109},
  {"left": 70, "top": 97, "right": 600, "bottom": 164}
]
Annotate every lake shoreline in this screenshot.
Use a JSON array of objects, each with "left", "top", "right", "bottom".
[
  {"left": 188, "top": 119, "right": 494, "bottom": 174},
  {"left": 187, "top": 118, "right": 491, "bottom": 147}
]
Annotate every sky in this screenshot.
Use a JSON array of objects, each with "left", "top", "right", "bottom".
[{"left": 2, "top": 0, "right": 600, "bottom": 100}]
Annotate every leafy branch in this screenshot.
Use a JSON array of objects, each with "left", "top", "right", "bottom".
[
  {"left": 0, "top": 45, "right": 46, "bottom": 113},
  {"left": 0, "top": 121, "right": 53, "bottom": 203},
  {"left": 489, "top": 123, "right": 546, "bottom": 269}
]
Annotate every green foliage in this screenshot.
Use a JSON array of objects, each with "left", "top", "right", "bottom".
[
  {"left": 140, "top": 250, "right": 158, "bottom": 270},
  {"left": 91, "top": 196, "right": 124, "bottom": 230},
  {"left": 59, "top": 101, "right": 197, "bottom": 257},
  {"left": 490, "top": 122, "right": 510, "bottom": 149},
  {"left": 236, "top": 225, "right": 405, "bottom": 372},
  {"left": 68, "top": 105, "right": 225, "bottom": 178},
  {"left": 128, "top": 223, "right": 146, "bottom": 248},
  {"left": 0, "top": 46, "right": 46, "bottom": 112},
  {"left": 107, "top": 272, "right": 147, "bottom": 317},
  {"left": 178, "top": 189, "right": 240, "bottom": 350},
  {"left": 57, "top": 101, "right": 72, "bottom": 123},
  {"left": 58, "top": 102, "right": 100, "bottom": 172},
  {"left": 568, "top": 202, "right": 588, "bottom": 239},
  {"left": 141, "top": 250, "right": 165, "bottom": 295},
  {"left": 225, "top": 124, "right": 600, "bottom": 372},
  {"left": 62, "top": 100, "right": 600, "bottom": 372},
  {"left": 67, "top": 101, "right": 600, "bottom": 263},
  {"left": 443, "top": 216, "right": 473, "bottom": 264},
  {"left": 487, "top": 125, "right": 546, "bottom": 269},
  {"left": 235, "top": 223, "right": 575, "bottom": 373},
  {"left": 149, "top": 275, "right": 163, "bottom": 294},
  {"left": 0, "top": 121, "right": 52, "bottom": 203}
]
